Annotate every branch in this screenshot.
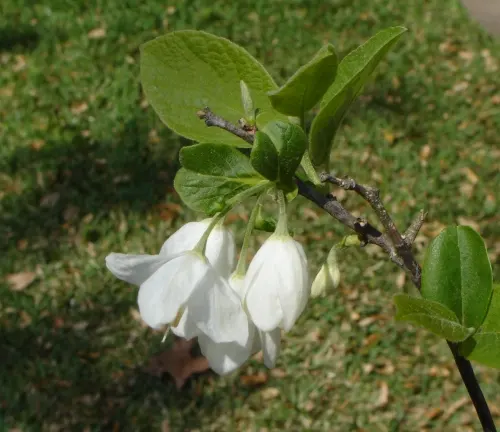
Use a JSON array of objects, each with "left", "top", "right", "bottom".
[
  {"left": 403, "top": 210, "right": 426, "bottom": 245},
  {"left": 196, "top": 107, "right": 496, "bottom": 431},
  {"left": 197, "top": 107, "right": 254, "bottom": 144},
  {"left": 320, "top": 173, "right": 421, "bottom": 287}
]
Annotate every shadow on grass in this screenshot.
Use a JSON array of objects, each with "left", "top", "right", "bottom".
[
  {"left": 0, "top": 119, "right": 184, "bottom": 260},
  {"left": 0, "top": 23, "right": 40, "bottom": 52},
  {"left": 0, "top": 117, "right": 252, "bottom": 430},
  {"left": 0, "top": 292, "right": 235, "bottom": 430}
]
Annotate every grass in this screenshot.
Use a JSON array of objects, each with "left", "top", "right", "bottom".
[{"left": 1, "top": 0, "right": 500, "bottom": 430}]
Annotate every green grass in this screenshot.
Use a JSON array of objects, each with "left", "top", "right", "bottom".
[{"left": 1, "top": 0, "right": 500, "bottom": 430}]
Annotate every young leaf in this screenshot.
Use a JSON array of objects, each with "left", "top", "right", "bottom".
[
  {"left": 251, "top": 132, "right": 279, "bottom": 181},
  {"left": 422, "top": 226, "right": 492, "bottom": 329},
  {"left": 268, "top": 44, "right": 338, "bottom": 117},
  {"left": 141, "top": 31, "right": 285, "bottom": 148},
  {"left": 175, "top": 143, "right": 269, "bottom": 214},
  {"left": 393, "top": 294, "right": 475, "bottom": 342},
  {"left": 240, "top": 80, "right": 255, "bottom": 124},
  {"left": 309, "top": 26, "right": 407, "bottom": 166},
  {"left": 460, "top": 286, "right": 500, "bottom": 368},
  {"left": 261, "top": 121, "right": 307, "bottom": 185},
  {"left": 254, "top": 206, "right": 277, "bottom": 233}
]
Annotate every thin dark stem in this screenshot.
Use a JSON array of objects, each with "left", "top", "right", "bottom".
[
  {"left": 449, "top": 342, "right": 497, "bottom": 432},
  {"left": 197, "top": 107, "right": 496, "bottom": 431},
  {"left": 197, "top": 107, "right": 254, "bottom": 144}
]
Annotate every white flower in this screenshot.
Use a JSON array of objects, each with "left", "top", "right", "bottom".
[
  {"left": 105, "top": 221, "right": 247, "bottom": 344},
  {"left": 244, "top": 233, "right": 309, "bottom": 332},
  {"left": 311, "top": 246, "right": 340, "bottom": 298},
  {"left": 159, "top": 219, "right": 236, "bottom": 278},
  {"left": 198, "top": 274, "right": 281, "bottom": 374}
]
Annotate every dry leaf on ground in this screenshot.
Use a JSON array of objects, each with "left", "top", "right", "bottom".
[
  {"left": 88, "top": 27, "right": 106, "bottom": 39},
  {"left": 374, "top": 381, "right": 389, "bottom": 408},
  {"left": 144, "top": 338, "right": 210, "bottom": 389},
  {"left": 240, "top": 371, "right": 268, "bottom": 386},
  {"left": 6, "top": 272, "right": 36, "bottom": 291},
  {"left": 261, "top": 387, "right": 280, "bottom": 400}
]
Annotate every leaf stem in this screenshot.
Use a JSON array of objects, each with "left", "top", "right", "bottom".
[
  {"left": 234, "top": 195, "right": 263, "bottom": 276},
  {"left": 275, "top": 189, "right": 288, "bottom": 236},
  {"left": 300, "top": 151, "right": 323, "bottom": 186}
]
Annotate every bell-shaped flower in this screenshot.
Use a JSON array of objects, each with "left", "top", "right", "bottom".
[
  {"left": 105, "top": 220, "right": 246, "bottom": 344},
  {"left": 198, "top": 273, "right": 281, "bottom": 374},
  {"left": 311, "top": 245, "right": 340, "bottom": 298},
  {"left": 244, "top": 233, "right": 309, "bottom": 332},
  {"left": 159, "top": 219, "right": 236, "bottom": 278}
]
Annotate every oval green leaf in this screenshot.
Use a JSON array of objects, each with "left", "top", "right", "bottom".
[
  {"left": 268, "top": 44, "right": 338, "bottom": 117},
  {"left": 261, "top": 121, "right": 307, "bottom": 184},
  {"left": 393, "top": 294, "right": 475, "bottom": 342},
  {"left": 250, "top": 131, "right": 279, "bottom": 181},
  {"left": 422, "top": 226, "right": 493, "bottom": 329},
  {"left": 175, "top": 143, "right": 268, "bottom": 214},
  {"left": 309, "top": 26, "right": 407, "bottom": 166},
  {"left": 460, "top": 286, "right": 500, "bottom": 368},
  {"left": 141, "top": 31, "right": 285, "bottom": 147}
]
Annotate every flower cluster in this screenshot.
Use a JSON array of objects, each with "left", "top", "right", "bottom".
[{"left": 106, "top": 218, "right": 310, "bottom": 375}]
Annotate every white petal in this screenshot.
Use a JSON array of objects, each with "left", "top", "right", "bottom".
[
  {"left": 198, "top": 325, "right": 255, "bottom": 375},
  {"left": 274, "top": 239, "right": 309, "bottom": 331},
  {"left": 206, "top": 225, "right": 236, "bottom": 278},
  {"left": 171, "top": 307, "right": 200, "bottom": 340},
  {"left": 189, "top": 270, "right": 250, "bottom": 345},
  {"left": 159, "top": 220, "right": 236, "bottom": 278},
  {"left": 137, "top": 252, "right": 210, "bottom": 329},
  {"left": 105, "top": 253, "right": 168, "bottom": 286},
  {"left": 244, "top": 240, "right": 284, "bottom": 331},
  {"left": 159, "top": 221, "right": 209, "bottom": 257},
  {"left": 229, "top": 273, "right": 245, "bottom": 299},
  {"left": 245, "top": 236, "right": 309, "bottom": 332},
  {"left": 259, "top": 328, "right": 281, "bottom": 368}
]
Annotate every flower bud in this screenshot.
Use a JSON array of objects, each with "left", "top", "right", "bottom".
[{"left": 311, "top": 245, "right": 340, "bottom": 298}]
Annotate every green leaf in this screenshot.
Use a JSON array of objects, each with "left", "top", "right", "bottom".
[
  {"left": 174, "top": 143, "right": 268, "bottom": 214},
  {"left": 250, "top": 132, "right": 279, "bottom": 181},
  {"left": 254, "top": 206, "right": 277, "bottom": 232},
  {"left": 140, "top": 31, "right": 285, "bottom": 147},
  {"left": 309, "top": 26, "right": 407, "bottom": 166},
  {"left": 261, "top": 121, "right": 307, "bottom": 185},
  {"left": 393, "top": 294, "right": 475, "bottom": 342},
  {"left": 460, "top": 286, "right": 500, "bottom": 368},
  {"left": 240, "top": 80, "right": 255, "bottom": 123},
  {"left": 422, "top": 226, "right": 493, "bottom": 329},
  {"left": 268, "top": 44, "right": 338, "bottom": 117}
]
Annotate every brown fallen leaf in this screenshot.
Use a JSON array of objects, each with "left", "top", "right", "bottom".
[
  {"left": 270, "top": 368, "right": 287, "bottom": 378},
  {"left": 88, "top": 27, "right": 106, "bottom": 39},
  {"left": 374, "top": 381, "right": 389, "bottom": 408},
  {"left": 240, "top": 371, "right": 268, "bottom": 386},
  {"left": 144, "top": 338, "right": 210, "bottom": 389},
  {"left": 6, "top": 272, "right": 36, "bottom": 291},
  {"left": 461, "top": 167, "right": 479, "bottom": 185},
  {"left": 260, "top": 387, "right": 280, "bottom": 400},
  {"left": 71, "top": 101, "right": 89, "bottom": 115}
]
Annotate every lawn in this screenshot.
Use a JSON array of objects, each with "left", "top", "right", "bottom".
[{"left": 1, "top": 0, "right": 500, "bottom": 430}]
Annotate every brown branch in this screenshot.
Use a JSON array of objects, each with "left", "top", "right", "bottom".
[
  {"left": 403, "top": 210, "right": 426, "bottom": 245},
  {"left": 197, "top": 107, "right": 254, "bottom": 144},
  {"left": 196, "top": 107, "right": 496, "bottom": 431},
  {"left": 320, "top": 173, "right": 421, "bottom": 288}
]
